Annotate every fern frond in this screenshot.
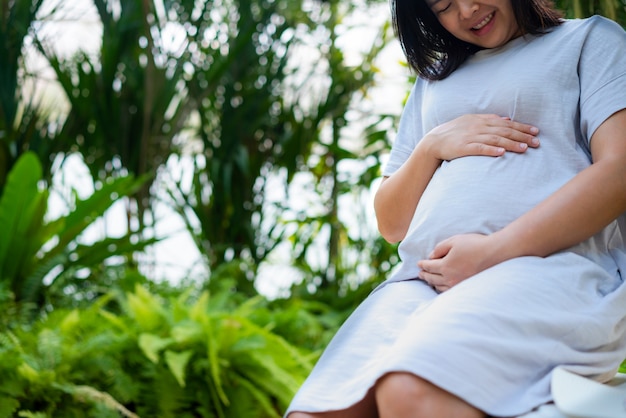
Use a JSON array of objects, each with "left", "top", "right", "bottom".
[
  {"left": 16, "top": 412, "right": 48, "bottom": 418},
  {"left": 54, "top": 383, "right": 140, "bottom": 418},
  {"left": 138, "top": 333, "right": 173, "bottom": 364},
  {"left": 36, "top": 329, "right": 62, "bottom": 370},
  {"left": 226, "top": 374, "right": 281, "bottom": 418},
  {"left": 164, "top": 349, "right": 193, "bottom": 387}
]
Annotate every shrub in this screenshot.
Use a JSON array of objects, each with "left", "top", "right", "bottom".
[{"left": 0, "top": 284, "right": 314, "bottom": 418}]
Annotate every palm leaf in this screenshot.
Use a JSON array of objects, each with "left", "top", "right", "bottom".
[{"left": 0, "top": 152, "right": 47, "bottom": 301}]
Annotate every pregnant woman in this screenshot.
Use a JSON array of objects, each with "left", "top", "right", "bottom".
[{"left": 286, "top": 0, "right": 626, "bottom": 417}]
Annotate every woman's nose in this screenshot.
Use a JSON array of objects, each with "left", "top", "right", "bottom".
[{"left": 458, "top": 0, "right": 479, "bottom": 18}]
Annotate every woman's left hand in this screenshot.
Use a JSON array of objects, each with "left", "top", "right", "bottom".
[{"left": 417, "top": 234, "right": 499, "bottom": 292}]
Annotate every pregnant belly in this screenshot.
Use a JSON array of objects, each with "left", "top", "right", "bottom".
[{"left": 401, "top": 153, "right": 571, "bottom": 260}]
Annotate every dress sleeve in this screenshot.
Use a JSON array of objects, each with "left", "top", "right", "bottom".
[
  {"left": 579, "top": 16, "right": 626, "bottom": 144},
  {"left": 382, "top": 78, "right": 427, "bottom": 177}
]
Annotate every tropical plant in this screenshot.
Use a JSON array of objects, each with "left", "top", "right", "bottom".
[
  {"left": 280, "top": 0, "right": 398, "bottom": 298},
  {"left": 162, "top": 0, "right": 399, "bottom": 298},
  {"left": 0, "top": 151, "right": 155, "bottom": 318},
  {"left": 0, "top": 283, "right": 318, "bottom": 417},
  {"left": 30, "top": 0, "right": 399, "bottom": 299},
  {"left": 162, "top": 0, "right": 314, "bottom": 282},
  {"left": 39, "top": 0, "right": 193, "bottom": 233},
  {"left": 0, "top": 0, "right": 53, "bottom": 192}
]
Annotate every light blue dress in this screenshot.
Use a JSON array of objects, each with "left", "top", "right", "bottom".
[{"left": 286, "top": 17, "right": 626, "bottom": 417}]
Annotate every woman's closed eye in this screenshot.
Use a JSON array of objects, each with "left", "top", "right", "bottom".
[{"left": 435, "top": 3, "right": 452, "bottom": 14}]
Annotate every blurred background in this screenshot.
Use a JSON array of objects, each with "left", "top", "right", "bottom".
[{"left": 0, "top": 0, "right": 624, "bottom": 416}]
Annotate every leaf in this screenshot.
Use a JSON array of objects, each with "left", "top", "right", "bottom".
[
  {"left": 17, "top": 412, "right": 48, "bottom": 418},
  {"left": 43, "top": 175, "right": 146, "bottom": 262},
  {"left": 16, "top": 362, "right": 39, "bottom": 382},
  {"left": 67, "top": 235, "right": 159, "bottom": 270},
  {"left": 98, "top": 310, "right": 129, "bottom": 333},
  {"left": 138, "top": 333, "right": 173, "bottom": 364},
  {"left": 54, "top": 383, "right": 139, "bottom": 418},
  {"left": 0, "top": 396, "right": 19, "bottom": 418},
  {"left": 126, "top": 285, "right": 167, "bottom": 331},
  {"left": 36, "top": 329, "right": 62, "bottom": 370},
  {"left": 59, "top": 310, "right": 80, "bottom": 336},
  {"left": 0, "top": 152, "right": 44, "bottom": 280},
  {"left": 164, "top": 349, "right": 193, "bottom": 387},
  {"left": 189, "top": 291, "right": 209, "bottom": 323},
  {"left": 205, "top": 317, "right": 229, "bottom": 407},
  {"left": 227, "top": 374, "right": 281, "bottom": 418},
  {"left": 170, "top": 321, "right": 204, "bottom": 345}
]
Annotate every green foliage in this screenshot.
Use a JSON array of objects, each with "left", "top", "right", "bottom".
[
  {"left": 0, "top": 152, "right": 156, "bottom": 316},
  {"left": 555, "top": 0, "right": 626, "bottom": 25},
  {"left": 0, "top": 283, "right": 316, "bottom": 417},
  {"left": 39, "top": 0, "right": 193, "bottom": 232},
  {"left": 27, "top": 0, "right": 402, "bottom": 298},
  {"left": 0, "top": 0, "right": 54, "bottom": 191},
  {"left": 163, "top": 0, "right": 399, "bottom": 295},
  {"left": 0, "top": 0, "right": 400, "bottom": 301},
  {"left": 0, "top": 0, "right": 400, "bottom": 412},
  {"left": 163, "top": 0, "right": 314, "bottom": 275},
  {"left": 276, "top": 3, "right": 398, "bottom": 295}
]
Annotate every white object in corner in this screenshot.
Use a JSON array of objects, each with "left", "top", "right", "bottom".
[{"left": 551, "top": 367, "right": 626, "bottom": 418}]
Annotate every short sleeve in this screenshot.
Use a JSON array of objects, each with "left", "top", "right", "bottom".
[
  {"left": 382, "top": 78, "right": 427, "bottom": 177},
  {"left": 579, "top": 16, "right": 626, "bottom": 143}
]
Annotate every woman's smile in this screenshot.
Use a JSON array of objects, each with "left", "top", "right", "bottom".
[
  {"left": 471, "top": 12, "right": 494, "bottom": 32},
  {"left": 431, "top": 0, "right": 520, "bottom": 49}
]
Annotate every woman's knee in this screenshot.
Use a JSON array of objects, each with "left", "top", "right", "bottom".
[
  {"left": 375, "top": 372, "right": 433, "bottom": 407},
  {"left": 375, "top": 372, "right": 485, "bottom": 418}
]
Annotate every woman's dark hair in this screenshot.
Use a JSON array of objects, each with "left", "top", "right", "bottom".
[{"left": 391, "top": 0, "right": 563, "bottom": 80}]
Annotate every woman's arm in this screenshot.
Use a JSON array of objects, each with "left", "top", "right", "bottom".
[
  {"left": 494, "top": 108, "right": 626, "bottom": 260},
  {"left": 418, "top": 109, "right": 626, "bottom": 290},
  {"left": 374, "top": 114, "right": 540, "bottom": 243},
  {"left": 373, "top": 141, "right": 439, "bottom": 244}
]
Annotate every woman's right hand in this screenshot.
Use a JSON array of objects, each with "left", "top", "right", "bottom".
[{"left": 422, "top": 114, "right": 540, "bottom": 162}]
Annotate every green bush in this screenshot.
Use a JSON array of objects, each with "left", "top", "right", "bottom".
[{"left": 0, "top": 284, "right": 316, "bottom": 418}]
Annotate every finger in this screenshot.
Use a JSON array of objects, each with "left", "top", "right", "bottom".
[
  {"left": 464, "top": 142, "right": 506, "bottom": 157},
  {"left": 418, "top": 269, "right": 442, "bottom": 284},
  {"left": 420, "top": 275, "right": 449, "bottom": 294},
  {"left": 429, "top": 240, "right": 452, "bottom": 259},
  {"left": 434, "top": 284, "right": 450, "bottom": 293},
  {"left": 491, "top": 126, "right": 540, "bottom": 147},
  {"left": 470, "top": 133, "right": 538, "bottom": 155},
  {"left": 418, "top": 259, "right": 439, "bottom": 274},
  {"left": 505, "top": 120, "right": 540, "bottom": 136}
]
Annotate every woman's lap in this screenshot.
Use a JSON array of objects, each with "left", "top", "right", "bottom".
[{"left": 286, "top": 253, "right": 626, "bottom": 417}]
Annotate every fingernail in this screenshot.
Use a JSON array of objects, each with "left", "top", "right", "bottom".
[
  {"left": 531, "top": 137, "right": 539, "bottom": 146},
  {"left": 530, "top": 127, "right": 539, "bottom": 134},
  {"left": 519, "top": 143, "right": 528, "bottom": 150}
]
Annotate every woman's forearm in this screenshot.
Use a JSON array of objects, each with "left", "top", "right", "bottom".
[
  {"left": 374, "top": 142, "right": 441, "bottom": 243},
  {"left": 489, "top": 110, "right": 626, "bottom": 265}
]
